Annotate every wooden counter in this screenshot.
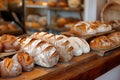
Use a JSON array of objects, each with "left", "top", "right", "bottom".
[{"left": 0, "top": 48, "right": 120, "bottom": 80}]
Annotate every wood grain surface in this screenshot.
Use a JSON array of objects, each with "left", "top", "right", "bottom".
[{"left": 0, "top": 48, "right": 120, "bottom": 80}]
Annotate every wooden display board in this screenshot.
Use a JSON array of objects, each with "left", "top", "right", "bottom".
[{"left": 0, "top": 52, "right": 97, "bottom": 80}]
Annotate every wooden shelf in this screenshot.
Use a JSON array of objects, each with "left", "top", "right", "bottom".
[
  {"left": 1, "top": 48, "right": 120, "bottom": 80},
  {"left": 25, "top": 4, "right": 48, "bottom": 9}
]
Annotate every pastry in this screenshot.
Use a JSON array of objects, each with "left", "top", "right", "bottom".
[
  {"left": 90, "top": 36, "right": 113, "bottom": 51},
  {"left": 13, "top": 51, "right": 34, "bottom": 71},
  {"left": 0, "top": 34, "right": 20, "bottom": 52},
  {"left": 19, "top": 38, "right": 59, "bottom": 67},
  {"left": 0, "top": 57, "right": 22, "bottom": 77}
]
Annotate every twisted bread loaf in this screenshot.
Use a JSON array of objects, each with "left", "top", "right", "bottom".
[
  {"left": 0, "top": 58, "right": 22, "bottom": 77},
  {"left": 18, "top": 38, "right": 59, "bottom": 67}
]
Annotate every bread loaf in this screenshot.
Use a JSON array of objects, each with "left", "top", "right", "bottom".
[
  {"left": 71, "top": 21, "right": 97, "bottom": 35},
  {"left": 92, "top": 21, "right": 112, "bottom": 33},
  {"left": 90, "top": 36, "right": 113, "bottom": 51},
  {"left": 31, "top": 32, "right": 74, "bottom": 62},
  {"left": 0, "top": 58, "right": 22, "bottom": 77},
  {"left": 12, "top": 51, "right": 34, "bottom": 71},
  {"left": 68, "top": 37, "right": 83, "bottom": 56},
  {"left": 18, "top": 38, "right": 59, "bottom": 67},
  {"left": 71, "top": 21, "right": 112, "bottom": 36},
  {"left": 108, "top": 32, "right": 120, "bottom": 44},
  {"left": 0, "top": 34, "right": 20, "bottom": 52}
]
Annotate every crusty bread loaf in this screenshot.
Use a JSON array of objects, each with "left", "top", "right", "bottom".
[
  {"left": 0, "top": 58, "right": 22, "bottom": 77},
  {"left": 92, "top": 21, "right": 112, "bottom": 33},
  {"left": 71, "top": 21, "right": 97, "bottom": 35},
  {"left": 30, "top": 32, "right": 74, "bottom": 62},
  {"left": 0, "top": 34, "right": 20, "bottom": 52},
  {"left": 90, "top": 36, "right": 113, "bottom": 51},
  {"left": 69, "top": 37, "right": 90, "bottom": 54},
  {"left": 108, "top": 32, "right": 120, "bottom": 44},
  {"left": 12, "top": 51, "right": 34, "bottom": 71},
  {"left": 18, "top": 38, "right": 59, "bottom": 67},
  {"left": 30, "top": 32, "right": 90, "bottom": 60},
  {"left": 71, "top": 21, "right": 112, "bottom": 36},
  {"left": 68, "top": 37, "right": 83, "bottom": 56}
]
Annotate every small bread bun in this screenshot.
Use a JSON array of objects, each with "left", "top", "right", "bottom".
[
  {"left": 57, "top": 2, "right": 67, "bottom": 7},
  {"left": 47, "top": 2, "right": 56, "bottom": 7},
  {"left": 0, "top": 57, "right": 22, "bottom": 77},
  {"left": 57, "top": 18, "right": 67, "bottom": 27}
]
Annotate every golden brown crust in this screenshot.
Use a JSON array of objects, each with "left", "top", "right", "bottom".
[
  {"left": 4, "top": 58, "right": 14, "bottom": 72},
  {"left": 0, "top": 34, "right": 20, "bottom": 52},
  {"left": 90, "top": 36, "right": 113, "bottom": 51},
  {"left": 17, "top": 51, "right": 34, "bottom": 66}
]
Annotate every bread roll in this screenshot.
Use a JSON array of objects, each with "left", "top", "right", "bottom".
[
  {"left": 19, "top": 38, "right": 59, "bottom": 67},
  {"left": 0, "top": 34, "right": 20, "bottom": 52},
  {"left": 0, "top": 58, "right": 22, "bottom": 77},
  {"left": 13, "top": 51, "right": 34, "bottom": 71},
  {"left": 90, "top": 36, "right": 113, "bottom": 51}
]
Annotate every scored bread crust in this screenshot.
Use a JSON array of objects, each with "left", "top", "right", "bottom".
[
  {"left": 19, "top": 38, "right": 59, "bottom": 67},
  {"left": 30, "top": 32, "right": 74, "bottom": 62},
  {"left": 0, "top": 57, "right": 22, "bottom": 77},
  {"left": 108, "top": 32, "right": 120, "bottom": 44},
  {"left": 90, "top": 36, "right": 113, "bottom": 51}
]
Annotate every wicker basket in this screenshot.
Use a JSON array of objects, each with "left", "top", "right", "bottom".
[{"left": 101, "top": 1, "right": 120, "bottom": 22}]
